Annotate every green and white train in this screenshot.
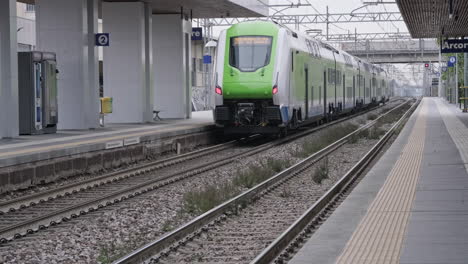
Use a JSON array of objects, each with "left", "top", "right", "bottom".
[{"left": 213, "top": 21, "right": 390, "bottom": 134}]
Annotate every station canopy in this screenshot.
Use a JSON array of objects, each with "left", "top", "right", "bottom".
[
  {"left": 397, "top": 0, "right": 468, "bottom": 38},
  {"left": 18, "top": 0, "right": 268, "bottom": 18}
]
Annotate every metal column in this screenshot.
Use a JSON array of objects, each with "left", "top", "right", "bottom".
[
  {"left": 0, "top": 0, "right": 19, "bottom": 138},
  {"left": 456, "top": 55, "right": 459, "bottom": 106},
  {"left": 464, "top": 53, "right": 468, "bottom": 111}
]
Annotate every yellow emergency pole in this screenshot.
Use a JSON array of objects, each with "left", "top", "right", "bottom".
[
  {"left": 100, "top": 97, "right": 113, "bottom": 114},
  {"left": 100, "top": 97, "right": 113, "bottom": 126}
]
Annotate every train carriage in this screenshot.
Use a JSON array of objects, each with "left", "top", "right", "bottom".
[{"left": 213, "top": 21, "right": 391, "bottom": 134}]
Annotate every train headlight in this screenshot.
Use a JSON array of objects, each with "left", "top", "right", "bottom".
[
  {"left": 215, "top": 85, "right": 223, "bottom": 95},
  {"left": 272, "top": 85, "right": 279, "bottom": 95}
]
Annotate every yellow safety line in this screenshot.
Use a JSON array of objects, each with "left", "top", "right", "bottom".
[
  {"left": 435, "top": 99, "right": 468, "bottom": 174},
  {"left": 0, "top": 124, "right": 204, "bottom": 159},
  {"left": 336, "top": 99, "right": 427, "bottom": 264}
]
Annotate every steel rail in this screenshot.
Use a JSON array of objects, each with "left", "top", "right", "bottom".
[
  {"left": 112, "top": 99, "right": 411, "bottom": 264},
  {"left": 251, "top": 99, "right": 419, "bottom": 264},
  {"left": 0, "top": 137, "right": 243, "bottom": 213},
  {"left": 0, "top": 100, "right": 405, "bottom": 243},
  {"left": 0, "top": 101, "right": 399, "bottom": 243},
  {"left": 0, "top": 99, "right": 399, "bottom": 214}
]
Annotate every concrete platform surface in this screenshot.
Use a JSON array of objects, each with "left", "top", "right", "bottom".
[
  {"left": 0, "top": 111, "right": 214, "bottom": 167},
  {"left": 289, "top": 98, "right": 468, "bottom": 264}
]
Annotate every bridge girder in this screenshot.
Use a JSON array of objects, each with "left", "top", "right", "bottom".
[{"left": 348, "top": 51, "right": 439, "bottom": 64}]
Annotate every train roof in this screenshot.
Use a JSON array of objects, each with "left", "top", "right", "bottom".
[{"left": 224, "top": 21, "right": 387, "bottom": 75}]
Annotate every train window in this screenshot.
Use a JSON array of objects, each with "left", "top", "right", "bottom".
[
  {"left": 230, "top": 36, "right": 273, "bottom": 72},
  {"left": 328, "top": 69, "right": 335, "bottom": 84}
]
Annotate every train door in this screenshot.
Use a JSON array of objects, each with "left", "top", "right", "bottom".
[
  {"left": 343, "top": 74, "right": 346, "bottom": 110},
  {"left": 324, "top": 71, "right": 327, "bottom": 115},
  {"left": 363, "top": 77, "right": 366, "bottom": 104},
  {"left": 305, "top": 66, "right": 309, "bottom": 119},
  {"left": 353, "top": 76, "right": 356, "bottom": 108}
]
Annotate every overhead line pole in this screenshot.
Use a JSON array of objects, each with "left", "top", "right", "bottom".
[{"left": 326, "top": 5, "right": 329, "bottom": 41}]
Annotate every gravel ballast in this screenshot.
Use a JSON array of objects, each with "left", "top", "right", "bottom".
[{"left": 0, "top": 101, "right": 408, "bottom": 264}]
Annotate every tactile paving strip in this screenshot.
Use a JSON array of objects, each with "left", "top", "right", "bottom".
[{"left": 335, "top": 100, "right": 427, "bottom": 264}]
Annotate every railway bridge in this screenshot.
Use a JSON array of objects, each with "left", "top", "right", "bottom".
[{"left": 340, "top": 39, "right": 439, "bottom": 64}]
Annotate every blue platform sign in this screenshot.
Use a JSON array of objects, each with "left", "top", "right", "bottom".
[
  {"left": 448, "top": 56, "right": 457, "bottom": 67},
  {"left": 95, "top": 33, "right": 110, "bottom": 46},
  {"left": 192, "top": 28, "right": 203, "bottom": 41},
  {"left": 442, "top": 66, "right": 448, "bottom": 72},
  {"left": 203, "top": 55, "right": 212, "bottom": 64}
]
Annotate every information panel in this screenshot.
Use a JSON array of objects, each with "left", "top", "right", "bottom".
[
  {"left": 441, "top": 39, "right": 468, "bottom": 53},
  {"left": 192, "top": 28, "right": 203, "bottom": 41}
]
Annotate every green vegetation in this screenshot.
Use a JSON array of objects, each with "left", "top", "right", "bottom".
[
  {"left": 356, "top": 118, "right": 367, "bottom": 125},
  {"left": 183, "top": 158, "right": 292, "bottom": 215},
  {"left": 312, "top": 157, "right": 329, "bottom": 184},
  {"left": 294, "top": 124, "right": 359, "bottom": 158},
  {"left": 367, "top": 113, "right": 378, "bottom": 120},
  {"left": 279, "top": 185, "right": 293, "bottom": 198},
  {"left": 183, "top": 183, "right": 238, "bottom": 214},
  {"left": 161, "top": 220, "right": 175, "bottom": 232},
  {"left": 97, "top": 240, "right": 147, "bottom": 264},
  {"left": 97, "top": 245, "right": 112, "bottom": 264},
  {"left": 265, "top": 157, "right": 291, "bottom": 173},
  {"left": 362, "top": 127, "right": 387, "bottom": 140}
]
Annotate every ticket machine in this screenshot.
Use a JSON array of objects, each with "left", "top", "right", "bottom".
[{"left": 18, "top": 51, "right": 58, "bottom": 135}]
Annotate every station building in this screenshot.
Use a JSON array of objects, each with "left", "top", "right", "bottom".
[{"left": 0, "top": 0, "right": 268, "bottom": 139}]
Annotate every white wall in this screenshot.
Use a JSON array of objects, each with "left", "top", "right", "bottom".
[
  {"left": 153, "top": 15, "right": 192, "bottom": 118},
  {"left": 17, "top": 17, "right": 35, "bottom": 49},
  {"left": 16, "top": 4, "right": 36, "bottom": 50},
  {"left": 103, "top": 2, "right": 153, "bottom": 123}
]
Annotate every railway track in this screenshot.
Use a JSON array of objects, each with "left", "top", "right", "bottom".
[
  {"left": 112, "top": 99, "right": 417, "bottom": 264},
  {"left": 0, "top": 99, "right": 404, "bottom": 244}
]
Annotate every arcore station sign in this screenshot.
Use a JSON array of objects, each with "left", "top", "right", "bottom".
[{"left": 441, "top": 39, "right": 468, "bottom": 53}]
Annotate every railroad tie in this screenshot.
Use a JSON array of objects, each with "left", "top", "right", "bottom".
[{"left": 335, "top": 99, "right": 427, "bottom": 264}]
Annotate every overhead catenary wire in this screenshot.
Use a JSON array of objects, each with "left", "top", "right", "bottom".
[{"left": 303, "top": 0, "right": 349, "bottom": 33}]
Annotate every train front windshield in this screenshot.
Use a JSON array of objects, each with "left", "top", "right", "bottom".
[{"left": 229, "top": 36, "right": 272, "bottom": 72}]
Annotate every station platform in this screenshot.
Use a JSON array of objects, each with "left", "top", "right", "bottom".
[
  {"left": 0, "top": 111, "right": 214, "bottom": 192},
  {"left": 290, "top": 97, "right": 468, "bottom": 264}
]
